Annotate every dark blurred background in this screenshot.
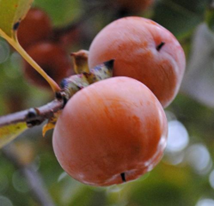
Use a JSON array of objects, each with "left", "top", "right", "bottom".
[{"left": 1, "top": 0, "right": 214, "bottom": 205}]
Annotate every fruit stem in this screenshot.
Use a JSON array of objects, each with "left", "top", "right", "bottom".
[
  {"left": 120, "top": 172, "right": 126, "bottom": 182},
  {"left": 156, "top": 42, "right": 165, "bottom": 51},
  {"left": 0, "top": 31, "right": 61, "bottom": 93}
]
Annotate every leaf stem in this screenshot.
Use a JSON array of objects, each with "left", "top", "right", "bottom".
[{"left": 0, "top": 31, "right": 61, "bottom": 93}]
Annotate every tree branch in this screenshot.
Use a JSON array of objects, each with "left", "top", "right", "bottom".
[
  {"left": 0, "top": 61, "right": 114, "bottom": 128},
  {"left": 2, "top": 146, "right": 56, "bottom": 206},
  {"left": 0, "top": 98, "right": 64, "bottom": 127}
]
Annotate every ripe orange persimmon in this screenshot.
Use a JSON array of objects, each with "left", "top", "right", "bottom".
[
  {"left": 88, "top": 17, "right": 186, "bottom": 108},
  {"left": 17, "top": 8, "right": 52, "bottom": 49},
  {"left": 23, "top": 42, "right": 73, "bottom": 89},
  {"left": 116, "top": 0, "right": 154, "bottom": 13},
  {"left": 53, "top": 77, "right": 168, "bottom": 186}
]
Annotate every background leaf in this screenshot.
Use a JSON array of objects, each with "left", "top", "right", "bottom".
[
  {"left": 0, "top": 123, "right": 28, "bottom": 148},
  {"left": 181, "top": 23, "right": 214, "bottom": 107},
  {"left": 0, "top": 0, "right": 33, "bottom": 38},
  {"left": 205, "top": 6, "right": 214, "bottom": 32},
  {"left": 152, "top": 0, "right": 208, "bottom": 39}
]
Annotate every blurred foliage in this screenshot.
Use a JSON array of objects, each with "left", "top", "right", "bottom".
[
  {"left": 0, "top": 122, "right": 27, "bottom": 148},
  {"left": 1, "top": 0, "right": 214, "bottom": 206},
  {"left": 0, "top": 0, "right": 33, "bottom": 38},
  {"left": 205, "top": 6, "right": 214, "bottom": 32},
  {"left": 153, "top": 0, "right": 209, "bottom": 39},
  {"left": 33, "top": 0, "right": 82, "bottom": 27}
]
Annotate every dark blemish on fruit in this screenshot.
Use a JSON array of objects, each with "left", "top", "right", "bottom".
[
  {"left": 121, "top": 172, "right": 126, "bottom": 182},
  {"left": 156, "top": 42, "right": 165, "bottom": 51},
  {"left": 13, "top": 21, "right": 20, "bottom": 30}
]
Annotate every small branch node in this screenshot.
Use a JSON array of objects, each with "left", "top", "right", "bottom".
[{"left": 26, "top": 108, "right": 43, "bottom": 127}]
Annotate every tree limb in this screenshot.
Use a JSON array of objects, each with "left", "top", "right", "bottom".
[
  {"left": 0, "top": 61, "right": 114, "bottom": 128},
  {"left": 2, "top": 146, "right": 56, "bottom": 206},
  {"left": 0, "top": 99, "right": 64, "bottom": 127}
]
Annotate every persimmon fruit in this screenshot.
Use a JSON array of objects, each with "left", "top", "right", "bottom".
[
  {"left": 17, "top": 8, "right": 52, "bottom": 49},
  {"left": 88, "top": 17, "right": 186, "bottom": 108},
  {"left": 23, "top": 42, "right": 73, "bottom": 89},
  {"left": 115, "top": 0, "right": 154, "bottom": 13},
  {"left": 53, "top": 77, "right": 168, "bottom": 186}
]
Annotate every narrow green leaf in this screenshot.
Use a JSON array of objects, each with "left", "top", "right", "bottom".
[
  {"left": 205, "top": 8, "right": 214, "bottom": 32},
  {"left": 0, "top": 122, "right": 28, "bottom": 148},
  {"left": 0, "top": 0, "right": 33, "bottom": 38}
]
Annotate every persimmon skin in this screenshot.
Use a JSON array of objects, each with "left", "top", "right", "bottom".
[
  {"left": 17, "top": 8, "right": 52, "bottom": 49},
  {"left": 116, "top": 0, "right": 154, "bottom": 13},
  {"left": 23, "top": 42, "right": 73, "bottom": 89},
  {"left": 88, "top": 17, "right": 186, "bottom": 108},
  {"left": 53, "top": 77, "right": 168, "bottom": 186}
]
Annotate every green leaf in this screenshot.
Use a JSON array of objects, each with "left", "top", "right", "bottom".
[
  {"left": 0, "top": 0, "right": 60, "bottom": 93},
  {"left": 0, "top": 0, "right": 33, "bottom": 39},
  {"left": 152, "top": 0, "right": 207, "bottom": 39},
  {"left": 0, "top": 122, "right": 28, "bottom": 148},
  {"left": 205, "top": 8, "right": 214, "bottom": 32}
]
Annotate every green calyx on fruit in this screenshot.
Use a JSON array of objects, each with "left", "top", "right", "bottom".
[{"left": 60, "top": 59, "right": 114, "bottom": 102}]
